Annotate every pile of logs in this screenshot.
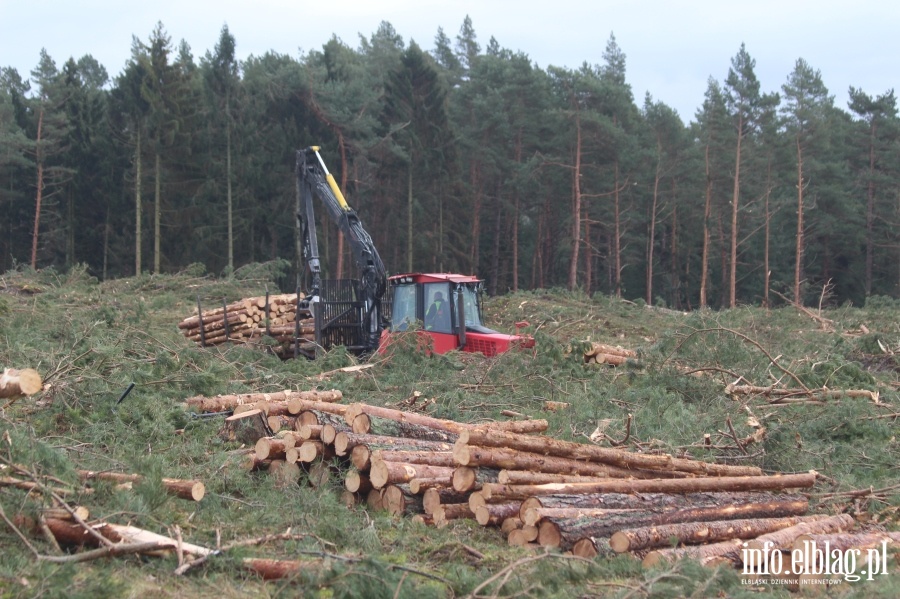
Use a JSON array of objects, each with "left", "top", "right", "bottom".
[
  {"left": 582, "top": 343, "right": 638, "bottom": 366},
  {"left": 177, "top": 293, "right": 314, "bottom": 358},
  {"left": 180, "top": 387, "right": 900, "bottom": 584}
]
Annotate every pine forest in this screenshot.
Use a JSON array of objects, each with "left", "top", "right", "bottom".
[{"left": 2, "top": 18, "right": 898, "bottom": 308}]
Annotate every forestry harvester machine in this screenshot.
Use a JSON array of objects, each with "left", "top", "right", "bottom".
[{"left": 293, "top": 146, "right": 534, "bottom": 359}]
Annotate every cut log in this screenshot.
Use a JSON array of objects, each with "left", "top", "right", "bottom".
[
  {"left": 297, "top": 440, "right": 331, "bottom": 463},
  {"left": 457, "top": 428, "right": 763, "bottom": 477},
  {"left": 242, "top": 557, "right": 323, "bottom": 580},
  {"left": 643, "top": 538, "right": 745, "bottom": 568},
  {"left": 382, "top": 484, "right": 424, "bottom": 516},
  {"left": 185, "top": 389, "right": 342, "bottom": 413},
  {"left": 792, "top": 531, "right": 900, "bottom": 556},
  {"left": 422, "top": 487, "right": 470, "bottom": 515},
  {"left": 77, "top": 470, "right": 205, "bottom": 501},
  {"left": 345, "top": 469, "right": 373, "bottom": 494},
  {"left": 745, "top": 514, "right": 855, "bottom": 551},
  {"left": 499, "top": 471, "right": 629, "bottom": 485},
  {"left": 332, "top": 432, "right": 453, "bottom": 457},
  {"left": 452, "top": 466, "right": 501, "bottom": 493},
  {"left": 220, "top": 409, "right": 272, "bottom": 444},
  {"left": 350, "top": 413, "right": 459, "bottom": 443},
  {"left": 610, "top": 515, "right": 824, "bottom": 553},
  {"left": 366, "top": 489, "right": 385, "bottom": 511},
  {"left": 0, "top": 368, "right": 42, "bottom": 398},
  {"left": 476, "top": 502, "right": 522, "bottom": 527},
  {"left": 501, "top": 517, "right": 523, "bottom": 534},
  {"left": 410, "top": 477, "right": 453, "bottom": 495},
  {"left": 296, "top": 423, "right": 323, "bottom": 441},
  {"left": 518, "top": 492, "right": 803, "bottom": 518},
  {"left": 454, "top": 445, "right": 677, "bottom": 479},
  {"left": 537, "top": 500, "right": 815, "bottom": 550},
  {"left": 266, "top": 414, "right": 297, "bottom": 434},
  {"left": 373, "top": 449, "right": 458, "bottom": 468},
  {"left": 306, "top": 461, "right": 332, "bottom": 488},
  {"left": 434, "top": 502, "right": 476, "bottom": 524},
  {"left": 255, "top": 436, "right": 296, "bottom": 461},
  {"left": 43, "top": 518, "right": 212, "bottom": 556},
  {"left": 480, "top": 472, "right": 815, "bottom": 500},
  {"left": 369, "top": 461, "right": 456, "bottom": 490}
]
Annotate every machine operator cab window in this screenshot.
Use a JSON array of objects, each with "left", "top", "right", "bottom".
[
  {"left": 391, "top": 283, "right": 417, "bottom": 331},
  {"left": 424, "top": 283, "right": 452, "bottom": 334}
]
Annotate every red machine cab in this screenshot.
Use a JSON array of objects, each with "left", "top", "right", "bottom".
[{"left": 384, "top": 273, "right": 534, "bottom": 357}]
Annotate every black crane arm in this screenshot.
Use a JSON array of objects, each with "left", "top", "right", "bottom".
[{"left": 295, "top": 147, "right": 387, "bottom": 350}]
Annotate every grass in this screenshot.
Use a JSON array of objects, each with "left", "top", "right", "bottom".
[{"left": 0, "top": 263, "right": 898, "bottom": 598}]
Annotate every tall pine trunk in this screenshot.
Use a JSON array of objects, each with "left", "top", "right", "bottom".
[
  {"left": 134, "top": 128, "right": 142, "bottom": 275},
  {"left": 865, "top": 121, "right": 876, "bottom": 296},
  {"left": 154, "top": 151, "right": 161, "bottom": 274},
  {"left": 469, "top": 161, "right": 481, "bottom": 273},
  {"left": 700, "top": 143, "right": 712, "bottom": 308},
  {"left": 729, "top": 113, "right": 744, "bottom": 308},
  {"left": 226, "top": 119, "right": 233, "bottom": 272},
  {"left": 793, "top": 138, "right": 805, "bottom": 305},
  {"left": 567, "top": 114, "right": 582, "bottom": 291},
  {"left": 30, "top": 108, "right": 44, "bottom": 269},
  {"left": 613, "top": 160, "right": 622, "bottom": 298},
  {"left": 407, "top": 162, "right": 413, "bottom": 273},
  {"left": 646, "top": 139, "right": 661, "bottom": 305}
]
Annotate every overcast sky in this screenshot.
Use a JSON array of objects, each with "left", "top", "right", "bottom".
[{"left": 2, "top": 0, "right": 897, "bottom": 122}]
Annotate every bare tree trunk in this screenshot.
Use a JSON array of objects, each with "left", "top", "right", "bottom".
[
  {"left": 470, "top": 161, "right": 481, "bottom": 273},
  {"left": 763, "top": 156, "right": 772, "bottom": 308},
  {"left": 646, "top": 139, "right": 661, "bottom": 305},
  {"left": 407, "top": 162, "right": 413, "bottom": 273},
  {"left": 153, "top": 151, "right": 161, "bottom": 274},
  {"left": 700, "top": 144, "right": 711, "bottom": 308},
  {"left": 793, "top": 137, "right": 805, "bottom": 305},
  {"left": 583, "top": 218, "right": 592, "bottom": 295},
  {"left": 135, "top": 128, "right": 142, "bottom": 275},
  {"left": 729, "top": 113, "right": 744, "bottom": 308},
  {"left": 567, "top": 114, "right": 582, "bottom": 291},
  {"left": 865, "top": 121, "right": 876, "bottom": 296},
  {"left": 30, "top": 108, "right": 44, "bottom": 269},
  {"left": 613, "top": 160, "right": 623, "bottom": 298},
  {"left": 226, "top": 117, "right": 233, "bottom": 272},
  {"left": 513, "top": 130, "right": 522, "bottom": 291},
  {"left": 670, "top": 184, "right": 678, "bottom": 309}
]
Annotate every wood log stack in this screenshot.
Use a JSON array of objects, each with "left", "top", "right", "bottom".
[
  {"left": 183, "top": 388, "right": 888, "bottom": 580},
  {"left": 582, "top": 343, "right": 638, "bottom": 366},
  {"left": 177, "top": 293, "right": 314, "bottom": 358}
]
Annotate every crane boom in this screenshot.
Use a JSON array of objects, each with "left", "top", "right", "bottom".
[{"left": 295, "top": 147, "right": 387, "bottom": 353}]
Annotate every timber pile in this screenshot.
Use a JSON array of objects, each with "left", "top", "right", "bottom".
[
  {"left": 184, "top": 390, "right": 873, "bottom": 578},
  {"left": 583, "top": 343, "right": 638, "bottom": 366},
  {"left": 177, "top": 293, "right": 314, "bottom": 358}
]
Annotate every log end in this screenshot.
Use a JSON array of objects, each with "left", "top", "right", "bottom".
[{"left": 191, "top": 482, "right": 206, "bottom": 502}]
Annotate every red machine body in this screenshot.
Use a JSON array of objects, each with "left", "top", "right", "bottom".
[{"left": 383, "top": 273, "right": 534, "bottom": 357}]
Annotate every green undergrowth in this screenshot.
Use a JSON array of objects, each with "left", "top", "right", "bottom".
[{"left": 0, "top": 264, "right": 898, "bottom": 597}]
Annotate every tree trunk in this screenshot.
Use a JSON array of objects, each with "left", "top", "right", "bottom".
[
  {"left": 610, "top": 514, "right": 820, "bottom": 553},
  {"left": 135, "top": 128, "right": 142, "bottom": 275},
  {"left": 614, "top": 159, "right": 623, "bottom": 298},
  {"left": 729, "top": 113, "right": 744, "bottom": 308},
  {"left": 153, "top": 151, "right": 161, "bottom": 274},
  {"left": 452, "top": 466, "right": 501, "bottom": 493},
  {"left": 219, "top": 409, "right": 271, "bottom": 444},
  {"left": 568, "top": 113, "right": 582, "bottom": 291},
  {"left": 31, "top": 108, "right": 44, "bottom": 269},
  {"left": 646, "top": 139, "right": 661, "bottom": 305},
  {"left": 183, "top": 389, "right": 342, "bottom": 413},
  {"left": 453, "top": 444, "right": 672, "bottom": 480},
  {"left": 794, "top": 137, "right": 805, "bottom": 305},
  {"left": 457, "top": 428, "right": 763, "bottom": 477},
  {"left": 700, "top": 143, "right": 712, "bottom": 308},
  {"left": 382, "top": 484, "right": 424, "bottom": 516},
  {"left": 332, "top": 432, "right": 453, "bottom": 458},
  {"left": 226, "top": 117, "right": 233, "bottom": 272},
  {"left": 481, "top": 472, "right": 815, "bottom": 501},
  {"left": 865, "top": 120, "right": 877, "bottom": 296},
  {"left": 745, "top": 514, "right": 854, "bottom": 551},
  {"left": 643, "top": 538, "right": 744, "bottom": 568},
  {"left": 369, "top": 460, "right": 456, "bottom": 490},
  {"left": 538, "top": 502, "right": 814, "bottom": 551}
]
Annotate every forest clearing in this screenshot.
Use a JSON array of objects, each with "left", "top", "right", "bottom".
[{"left": 0, "top": 264, "right": 899, "bottom": 598}]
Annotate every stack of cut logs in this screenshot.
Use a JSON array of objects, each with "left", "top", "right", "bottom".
[
  {"left": 178, "top": 294, "right": 314, "bottom": 358},
  {"left": 186, "top": 390, "right": 897, "bottom": 583},
  {"left": 583, "top": 343, "right": 637, "bottom": 366}
]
